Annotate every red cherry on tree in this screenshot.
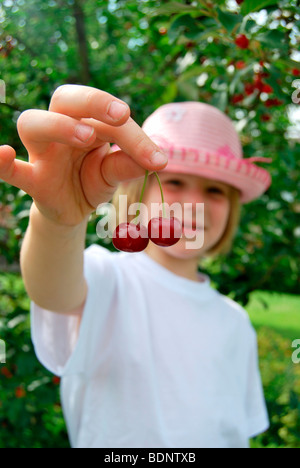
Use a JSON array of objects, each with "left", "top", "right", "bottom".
[
  {"left": 261, "top": 84, "right": 273, "bottom": 94},
  {"left": 232, "top": 94, "right": 244, "bottom": 104},
  {"left": 159, "top": 27, "right": 167, "bottom": 35},
  {"left": 254, "top": 75, "right": 264, "bottom": 92},
  {"left": 236, "top": 60, "right": 246, "bottom": 70},
  {"left": 244, "top": 83, "right": 256, "bottom": 95},
  {"left": 235, "top": 34, "right": 249, "bottom": 49},
  {"left": 261, "top": 114, "right": 271, "bottom": 122},
  {"left": 265, "top": 98, "right": 282, "bottom": 107},
  {"left": 15, "top": 386, "right": 26, "bottom": 399},
  {"left": 1, "top": 367, "right": 13, "bottom": 379}
]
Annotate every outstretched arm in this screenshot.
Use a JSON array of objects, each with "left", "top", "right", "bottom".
[{"left": 0, "top": 85, "right": 168, "bottom": 313}]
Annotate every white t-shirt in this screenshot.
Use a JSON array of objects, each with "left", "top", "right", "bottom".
[{"left": 31, "top": 244, "right": 269, "bottom": 448}]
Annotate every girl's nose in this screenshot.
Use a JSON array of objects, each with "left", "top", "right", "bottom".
[
  {"left": 184, "top": 188, "right": 207, "bottom": 204},
  {"left": 180, "top": 189, "right": 208, "bottom": 217}
]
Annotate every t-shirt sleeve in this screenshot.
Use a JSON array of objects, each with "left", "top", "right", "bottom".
[
  {"left": 30, "top": 244, "right": 114, "bottom": 377},
  {"left": 245, "top": 326, "right": 270, "bottom": 439}
]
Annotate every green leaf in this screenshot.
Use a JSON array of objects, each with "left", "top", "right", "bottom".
[
  {"left": 256, "top": 29, "right": 287, "bottom": 50},
  {"left": 177, "top": 65, "right": 206, "bottom": 83},
  {"left": 149, "top": 2, "right": 200, "bottom": 17},
  {"left": 273, "top": 58, "right": 300, "bottom": 72},
  {"left": 168, "top": 14, "right": 218, "bottom": 43},
  {"left": 216, "top": 8, "right": 243, "bottom": 33},
  {"left": 168, "top": 14, "right": 200, "bottom": 42},
  {"left": 178, "top": 80, "right": 199, "bottom": 101},
  {"left": 243, "top": 89, "right": 259, "bottom": 107},
  {"left": 240, "top": 0, "right": 279, "bottom": 15},
  {"left": 160, "top": 82, "right": 178, "bottom": 104},
  {"left": 211, "top": 90, "right": 228, "bottom": 112}
]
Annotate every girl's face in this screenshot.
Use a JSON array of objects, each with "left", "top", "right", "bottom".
[{"left": 141, "top": 172, "right": 231, "bottom": 260}]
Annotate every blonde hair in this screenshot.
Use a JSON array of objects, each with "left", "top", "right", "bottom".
[{"left": 111, "top": 174, "right": 241, "bottom": 258}]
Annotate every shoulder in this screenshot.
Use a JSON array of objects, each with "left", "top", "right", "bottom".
[
  {"left": 215, "top": 292, "right": 256, "bottom": 339},
  {"left": 85, "top": 243, "right": 114, "bottom": 258},
  {"left": 83, "top": 244, "right": 118, "bottom": 278},
  {"left": 218, "top": 294, "right": 249, "bottom": 320},
  {"left": 84, "top": 243, "right": 132, "bottom": 278},
  {"left": 84, "top": 243, "right": 121, "bottom": 265}
]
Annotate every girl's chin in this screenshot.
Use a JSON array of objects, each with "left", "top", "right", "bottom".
[{"left": 159, "top": 239, "right": 205, "bottom": 260}]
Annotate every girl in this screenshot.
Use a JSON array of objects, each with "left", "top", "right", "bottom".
[{"left": 0, "top": 86, "right": 270, "bottom": 448}]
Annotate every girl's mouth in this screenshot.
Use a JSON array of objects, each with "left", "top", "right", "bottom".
[{"left": 182, "top": 224, "right": 205, "bottom": 236}]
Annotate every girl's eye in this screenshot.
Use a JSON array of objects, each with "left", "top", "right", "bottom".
[
  {"left": 207, "top": 187, "right": 224, "bottom": 195},
  {"left": 165, "top": 180, "right": 183, "bottom": 187}
]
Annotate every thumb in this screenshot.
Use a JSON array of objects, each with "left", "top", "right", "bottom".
[{"left": 0, "top": 145, "right": 34, "bottom": 196}]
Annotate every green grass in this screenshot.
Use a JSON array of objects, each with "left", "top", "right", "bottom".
[{"left": 245, "top": 290, "right": 300, "bottom": 341}]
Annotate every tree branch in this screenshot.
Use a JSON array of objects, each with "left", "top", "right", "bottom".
[
  {"left": 0, "top": 102, "right": 21, "bottom": 112},
  {"left": 72, "top": 0, "right": 91, "bottom": 84},
  {"left": 249, "top": 254, "right": 286, "bottom": 291}
]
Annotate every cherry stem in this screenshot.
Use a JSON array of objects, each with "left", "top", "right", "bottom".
[
  {"left": 132, "top": 170, "right": 149, "bottom": 224},
  {"left": 154, "top": 171, "right": 166, "bottom": 218},
  {"left": 132, "top": 170, "right": 166, "bottom": 224}
]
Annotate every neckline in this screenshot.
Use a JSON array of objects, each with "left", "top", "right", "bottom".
[{"left": 131, "top": 251, "right": 215, "bottom": 300}]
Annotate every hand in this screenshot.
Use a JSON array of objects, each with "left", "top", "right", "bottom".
[{"left": 0, "top": 85, "right": 168, "bottom": 227}]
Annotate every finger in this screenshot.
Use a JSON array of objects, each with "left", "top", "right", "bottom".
[
  {"left": 0, "top": 146, "right": 34, "bottom": 195},
  {"left": 17, "top": 109, "right": 97, "bottom": 155},
  {"left": 49, "top": 84, "right": 130, "bottom": 126},
  {"left": 101, "top": 150, "right": 151, "bottom": 187},
  {"left": 81, "top": 147, "right": 149, "bottom": 208},
  {"left": 81, "top": 116, "right": 169, "bottom": 171}
]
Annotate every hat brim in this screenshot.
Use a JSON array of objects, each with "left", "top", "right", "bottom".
[
  {"left": 159, "top": 150, "right": 271, "bottom": 204},
  {"left": 110, "top": 144, "right": 271, "bottom": 204}
]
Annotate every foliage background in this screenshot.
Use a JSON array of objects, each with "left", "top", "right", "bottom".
[{"left": 0, "top": 0, "right": 299, "bottom": 448}]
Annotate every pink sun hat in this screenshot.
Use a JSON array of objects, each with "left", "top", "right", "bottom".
[
  {"left": 141, "top": 102, "right": 272, "bottom": 204},
  {"left": 112, "top": 102, "right": 272, "bottom": 204}
]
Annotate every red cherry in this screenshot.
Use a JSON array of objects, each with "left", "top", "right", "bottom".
[
  {"left": 1, "top": 367, "right": 13, "bottom": 379},
  {"left": 244, "top": 83, "right": 256, "bottom": 95},
  {"left": 253, "top": 75, "right": 264, "bottom": 92},
  {"left": 231, "top": 94, "right": 244, "bottom": 104},
  {"left": 236, "top": 0, "right": 244, "bottom": 4},
  {"left": 235, "top": 34, "right": 249, "bottom": 49},
  {"left": 186, "top": 41, "right": 196, "bottom": 49},
  {"left": 236, "top": 60, "right": 246, "bottom": 70},
  {"left": 15, "top": 387, "right": 26, "bottom": 399},
  {"left": 113, "top": 222, "right": 149, "bottom": 253},
  {"left": 148, "top": 217, "right": 182, "bottom": 247},
  {"left": 261, "top": 84, "right": 273, "bottom": 94},
  {"left": 264, "top": 98, "right": 282, "bottom": 108},
  {"left": 292, "top": 68, "right": 300, "bottom": 77},
  {"left": 159, "top": 27, "right": 167, "bottom": 35}
]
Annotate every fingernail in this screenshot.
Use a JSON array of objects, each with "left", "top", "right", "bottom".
[
  {"left": 108, "top": 101, "right": 129, "bottom": 121},
  {"left": 150, "top": 151, "right": 168, "bottom": 166},
  {"left": 75, "top": 124, "right": 95, "bottom": 143}
]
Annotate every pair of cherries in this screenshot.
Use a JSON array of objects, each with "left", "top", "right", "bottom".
[{"left": 112, "top": 171, "right": 182, "bottom": 253}]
